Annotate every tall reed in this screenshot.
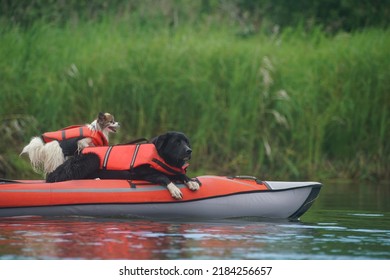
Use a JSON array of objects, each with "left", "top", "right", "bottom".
[{"left": 1, "top": 19, "right": 389, "bottom": 181}]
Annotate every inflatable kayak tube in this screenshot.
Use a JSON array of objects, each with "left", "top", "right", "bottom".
[{"left": 0, "top": 175, "right": 322, "bottom": 220}]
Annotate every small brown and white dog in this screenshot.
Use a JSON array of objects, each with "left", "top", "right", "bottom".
[{"left": 20, "top": 112, "right": 119, "bottom": 176}]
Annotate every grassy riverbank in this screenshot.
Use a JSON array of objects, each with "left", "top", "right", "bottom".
[{"left": 0, "top": 18, "right": 389, "bottom": 181}]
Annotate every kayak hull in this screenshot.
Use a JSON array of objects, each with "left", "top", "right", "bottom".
[{"left": 0, "top": 176, "right": 322, "bottom": 220}]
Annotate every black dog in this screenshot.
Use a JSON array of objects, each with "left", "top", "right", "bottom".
[{"left": 46, "top": 132, "right": 200, "bottom": 199}]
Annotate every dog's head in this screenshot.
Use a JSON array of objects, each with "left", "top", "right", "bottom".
[
  {"left": 151, "top": 131, "right": 192, "bottom": 168},
  {"left": 96, "top": 112, "right": 120, "bottom": 133}
]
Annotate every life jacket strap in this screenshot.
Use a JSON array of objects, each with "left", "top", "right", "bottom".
[
  {"left": 151, "top": 158, "right": 184, "bottom": 175},
  {"left": 102, "top": 146, "right": 113, "bottom": 170},
  {"left": 129, "top": 144, "right": 141, "bottom": 171}
]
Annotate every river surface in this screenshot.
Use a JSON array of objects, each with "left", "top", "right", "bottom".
[{"left": 0, "top": 181, "right": 389, "bottom": 260}]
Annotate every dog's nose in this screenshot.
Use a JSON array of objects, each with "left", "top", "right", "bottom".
[{"left": 186, "top": 148, "right": 192, "bottom": 155}]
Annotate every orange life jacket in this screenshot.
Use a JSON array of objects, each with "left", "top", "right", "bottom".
[
  {"left": 82, "top": 143, "right": 187, "bottom": 175},
  {"left": 42, "top": 125, "right": 108, "bottom": 146}
]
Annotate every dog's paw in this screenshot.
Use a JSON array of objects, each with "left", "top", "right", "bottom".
[
  {"left": 185, "top": 180, "right": 200, "bottom": 191},
  {"left": 167, "top": 182, "right": 183, "bottom": 200}
]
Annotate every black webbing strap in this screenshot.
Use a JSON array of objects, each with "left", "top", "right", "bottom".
[
  {"left": 151, "top": 158, "right": 183, "bottom": 175},
  {"left": 124, "top": 138, "right": 149, "bottom": 145}
]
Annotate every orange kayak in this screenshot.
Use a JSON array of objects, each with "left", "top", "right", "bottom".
[{"left": 0, "top": 175, "right": 322, "bottom": 220}]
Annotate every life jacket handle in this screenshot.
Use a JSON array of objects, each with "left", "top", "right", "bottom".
[{"left": 123, "top": 138, "right": 150, "bottom": 145}]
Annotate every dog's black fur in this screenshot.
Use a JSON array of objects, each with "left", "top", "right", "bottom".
[{"left": 46, "top": 131, "right": 195, "bottom": 188}]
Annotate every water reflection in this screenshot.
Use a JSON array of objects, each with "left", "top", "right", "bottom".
[
  {"left": 0, "top": 217, "right": 277, "bottom": 259},
  {"left": 1, "top": 213, "right": 389, "bottom": 260},
  {"left": 0, "top": 182, "right": 389, "bottom": 260}
]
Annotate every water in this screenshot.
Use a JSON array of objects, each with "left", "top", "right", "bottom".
[{"left": 0, "top": 181, "right": 389, "bottom": 260}]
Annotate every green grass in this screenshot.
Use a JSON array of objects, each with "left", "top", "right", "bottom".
[{"left": 0, "top": 19, "right": 389, "bottom": 181}]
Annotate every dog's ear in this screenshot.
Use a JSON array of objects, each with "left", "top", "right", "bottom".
[
  {"left": 98, "top": 112, "right": 105, "bottom": 122},
  {"left": 152, "top": 133, "right": 168, "bottom": 151}
]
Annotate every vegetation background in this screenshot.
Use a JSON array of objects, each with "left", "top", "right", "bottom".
[{"left": 0, "top": 0, "right": 389, "bottom": 182}]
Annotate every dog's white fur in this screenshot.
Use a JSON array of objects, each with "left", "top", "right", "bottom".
[{"left": 20, "top": 112, "right": 119, "bottom": 176}]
